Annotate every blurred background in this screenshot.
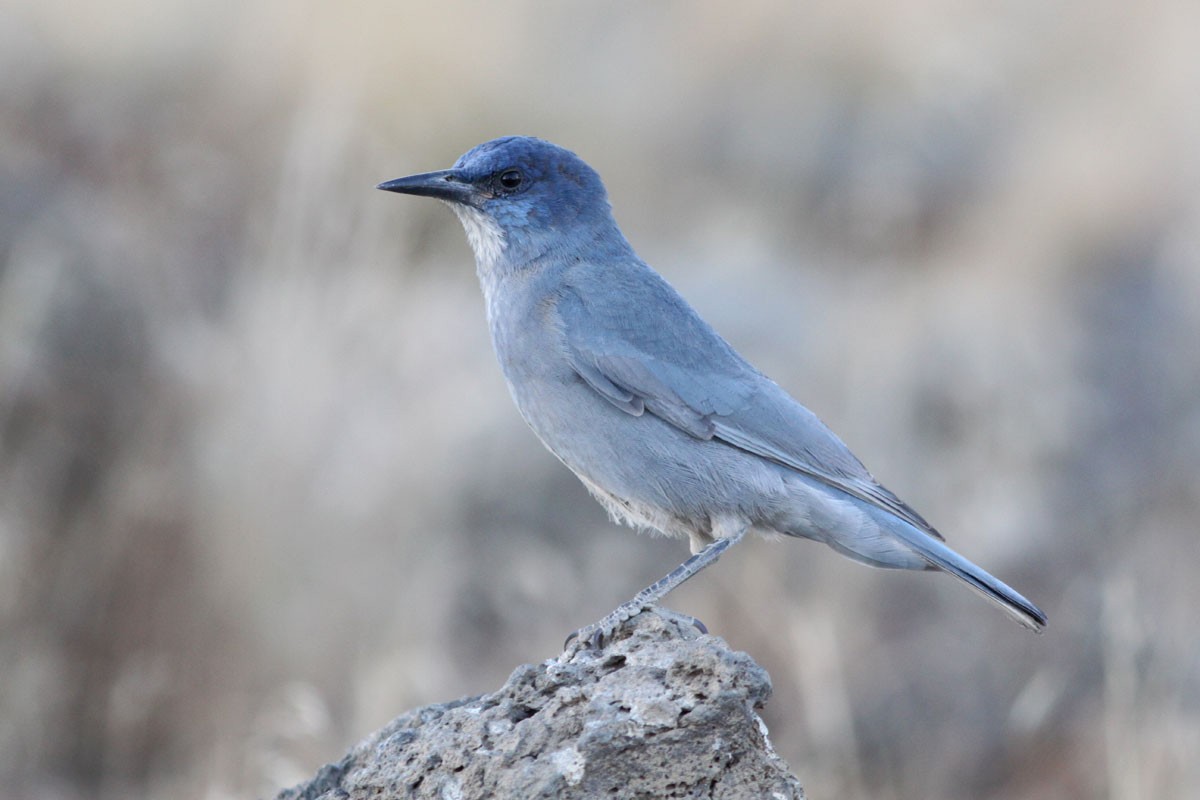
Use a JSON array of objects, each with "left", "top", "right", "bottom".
[{"left": 2, "top": 1, "right": 1198, "bottom": 798}]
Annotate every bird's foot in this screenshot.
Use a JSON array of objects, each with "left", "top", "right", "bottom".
[
  {"left": 564, "top": 600, "right": 654, "bottom": 652},
  {"left": 563, "top": 603, "right": 709, "bottom": 653}
]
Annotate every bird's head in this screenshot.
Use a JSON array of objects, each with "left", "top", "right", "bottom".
[{"left": 378, "top": 136, "right": 627, "bottom": 271}]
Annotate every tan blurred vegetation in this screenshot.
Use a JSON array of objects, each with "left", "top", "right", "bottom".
[{"left": 2, "top": 2, "right": 1199, "bottom": 798}]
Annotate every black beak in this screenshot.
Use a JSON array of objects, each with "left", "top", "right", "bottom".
[{"left": 376, "top": 169, "right": 476, "bottom": 205}]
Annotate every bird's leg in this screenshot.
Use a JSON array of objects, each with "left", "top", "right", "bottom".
[{"left": 566, "top": 525, "right": 747, "bottom": 650}]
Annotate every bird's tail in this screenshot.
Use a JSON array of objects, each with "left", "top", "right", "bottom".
[{"left": 887, "top": 520, "right": 1047, "bottom": 632}]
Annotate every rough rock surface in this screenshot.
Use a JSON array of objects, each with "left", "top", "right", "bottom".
[{"left": 274, "top": 608, "right": 804, "bottom": 799}]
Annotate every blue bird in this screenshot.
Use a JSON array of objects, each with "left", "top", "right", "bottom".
[{"left": 379, "top": 136, "right": 1046, "bottom": 640}]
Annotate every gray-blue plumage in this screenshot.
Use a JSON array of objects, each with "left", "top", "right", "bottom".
[{"left": 379, "top": 136, "right": 1046, "bottom": 633}]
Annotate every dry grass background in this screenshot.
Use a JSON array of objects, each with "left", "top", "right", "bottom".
[{"left": 2, "top": 2, "right": 1199, "bottom": 798}]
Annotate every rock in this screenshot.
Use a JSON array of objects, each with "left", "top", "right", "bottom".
[{"left": 274, "top": 608, "right": 804, "bottom": 799}]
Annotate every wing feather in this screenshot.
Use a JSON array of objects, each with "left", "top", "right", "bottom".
[{"left": 557, "top": 267, "right": 943, "bottom": 540}]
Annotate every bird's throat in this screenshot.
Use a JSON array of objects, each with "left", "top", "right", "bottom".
[{"left": 449, "top": 204, "right": 507, "bottom": 278}]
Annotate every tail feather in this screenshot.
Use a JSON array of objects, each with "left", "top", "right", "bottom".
[{"left": 889, "top": 521, "right": 1047, "bottom": 632}]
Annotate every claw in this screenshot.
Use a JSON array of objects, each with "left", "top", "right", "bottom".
[
  {"left": 563, "top": 608, "right": 640, "bottom": 653},
  {"left": 563, "top": 622, "right": 613, "bottom": 651}
]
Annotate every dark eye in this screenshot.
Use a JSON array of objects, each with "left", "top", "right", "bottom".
[{"left": 498, "top": 169, "right": 523, "bottom": 190}]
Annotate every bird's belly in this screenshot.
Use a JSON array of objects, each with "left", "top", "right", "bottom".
[{"left": 506, "top": 369, "right": 789, "bottom": 537}]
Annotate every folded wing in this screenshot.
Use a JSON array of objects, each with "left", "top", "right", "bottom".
[{"left": 558, "top": 270, "right": 943, "bottom": 540}]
